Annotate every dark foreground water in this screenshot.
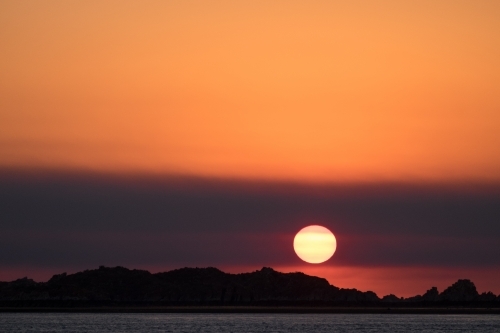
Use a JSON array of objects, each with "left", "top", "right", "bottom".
[{"left": 1, "top": 313, "right": 500, "bottom": 332}]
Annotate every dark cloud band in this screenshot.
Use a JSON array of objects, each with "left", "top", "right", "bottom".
[{"left": 1, "top": 169, "right": 499, "bottom": 270}]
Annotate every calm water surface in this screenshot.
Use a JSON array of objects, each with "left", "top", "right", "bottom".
[{"left": 1, "top": 313, "right": 499, "bottom": 332}]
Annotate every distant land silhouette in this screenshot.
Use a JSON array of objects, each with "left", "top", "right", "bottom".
[{"left": 1, "top": 266, "right": 499, "bottom": 310}]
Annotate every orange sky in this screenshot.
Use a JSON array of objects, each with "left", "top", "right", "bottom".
[{"left": 1, "top": 0, "right": 500, "bottom": 182}]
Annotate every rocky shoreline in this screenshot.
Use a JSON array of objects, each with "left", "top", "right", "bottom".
[{"left": 1, "top": 266, "right": 498, "bottom": 308}]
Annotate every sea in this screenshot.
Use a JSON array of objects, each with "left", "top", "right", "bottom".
[{"left": 1, "top": 313, "right": 499, "bottom": 332}]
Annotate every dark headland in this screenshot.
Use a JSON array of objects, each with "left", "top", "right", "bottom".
[{"left": 1, "top": 266, "right": 499, "bottom": 313}]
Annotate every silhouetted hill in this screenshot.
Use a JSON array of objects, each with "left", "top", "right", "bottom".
[{"left": 0, "top": 266, "right": 498, "bottom": 307}]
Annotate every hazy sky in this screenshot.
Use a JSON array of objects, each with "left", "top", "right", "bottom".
[{"left": 1, "top": 1, "right": 500, "bottom": 297}]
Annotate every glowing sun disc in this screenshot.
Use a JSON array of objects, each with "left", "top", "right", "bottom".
[{"left": 293, "top": 225, "right": 337, "bottom": 264}]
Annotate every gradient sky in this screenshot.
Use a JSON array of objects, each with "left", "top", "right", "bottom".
[{"left": 1, "top": 0, "right": 500, "bottom": 297}]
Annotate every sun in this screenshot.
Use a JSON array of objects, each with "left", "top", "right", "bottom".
[{"left": 293, "top": 225, "right": 337, "bottom": 264}]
